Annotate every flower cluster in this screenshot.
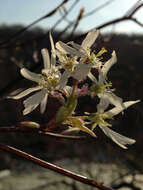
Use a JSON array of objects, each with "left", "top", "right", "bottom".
[{"left": 9, "top": 30, "right": 140, "bottom": 149}]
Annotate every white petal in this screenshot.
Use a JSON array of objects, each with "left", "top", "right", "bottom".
[
  {"left": 20, "top": 68, "right": 40, "bottom": 83},
  {"left": 24, "top": 90, "right": 46, "bottom": 107},
  {"left": 41, "top": 49, "right": 50, "bottom": 70},
  {"left": 8, "top": 86, "right": 42, "bottom": 100},
  {"left": 56, "top": 41, "right": 79, "bottom": 56},
  {"left": 88, "top": 72, "right": 97, "bottom": 83},
  {"left": 56, "top": 49, "right": 66, "bottom": 63},
  {"left": 68, "top": 41, "right": 86, "bottom": 57},
  {"left": 58, "top": 71, "right": 70, "bottom": 90},
  {"left": 81, "top": 29, "right": 99, "bottom": 50},
  {"left": 106, "top": 100, "right": 140, "bottom": 117},
  {"left": 23, "top": 104, "right": 39, "bottom": 115},
  {"left": 72, "top": 63, "right": 92, "bottom": 81},
  {"left": 49, "top": 32, "right": 56, "bottom": 66},
  {"left": 99, "top": 125, "right": 136, "bottom": 149},
  {"left": 40, "top": 93, "right": 48, "bottom": 114},
  {"left": 97, "top": 97, "right": 110, "bottom": 114},
  {"left": 99, "top": 51, "right": 117, "bottom": 83},
  {"left": 49, "top": 33, "right": 56, "bottom": 58},
  {"left": 99, "top": 92, "right": 124, "bottom": 109}
]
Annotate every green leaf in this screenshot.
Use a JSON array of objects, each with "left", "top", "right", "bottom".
[{"left": 64, "top": 117, "right": 96, "bottom": 137}]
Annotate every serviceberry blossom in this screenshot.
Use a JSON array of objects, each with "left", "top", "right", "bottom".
[
  {"left": 89, "top": 51, "right": 124, "bottom": 109},
  {"left": 56, "top": 29, "right": 104, "bottom": 82},
  {"left": 84, "top": 99, "right": 140, "bottom": 149},
  {"left": 9, "top": 34, "right": 68, "bottom": 115},
  {"left": 8, "top": 29, "right": 140, "bottom": 149}
]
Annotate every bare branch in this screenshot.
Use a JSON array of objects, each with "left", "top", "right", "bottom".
[
  {"left": 125, "top": 0, "right": 142, "bottom": 17},
  {"left": 51, "top": 0, "right": 80, "bottom": 32},
  {"left": 69, "top": 7, "right": 85, "bottom": 38},
  {"left": 73, "top": 2, "right": 143, "bottom": 42},
  {"left": 84, "top": 0, "right": 116, "bottom": 18},
  {"left": 0, "top": 0, "right": 68, "bottom": 47},
  {"left": 131, "top": 17, "right": 143, "bottom": 27},
  {"left": 0, "top": 126, "right": 85, "bottom": 140},
  {"left": 0, "top": 143, "right": 115, "bottom": 190}
]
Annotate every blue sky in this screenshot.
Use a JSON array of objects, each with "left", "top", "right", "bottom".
[{"left": 1, "top": 0, "right": 143, "bottom": 34}]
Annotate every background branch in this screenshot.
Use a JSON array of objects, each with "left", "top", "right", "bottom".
[
  {"left": 0, "top": 126, "right": 85, "bottom": 140},
  {"left": 0, "top": 143, "right": 115, "bottom": 190}
]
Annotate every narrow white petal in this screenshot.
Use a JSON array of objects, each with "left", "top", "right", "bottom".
[
  {"left": 99, "top": 51, "right": 117, "bottom": 83},
  {"left": 68, "top": 42, "right": 86, "bottom": 57},
  {"left": 106, "top": 100, "right": 140, "bottom": 117},
  {"left": 56, "top": 49, "right": 66, "bottom": 63},
  {"left": 81, "top": 29, "right": 99, "bottom": 50},
  {"left": 23, "top": 104, "right": 39, "bottom": 115},
  {"left": 72, "top": 63, "right": 92, "bottom": 81},
  {"left": 49, "top": 33, "right": 56, "bottom": 58},
  {"left": 20, "top": 68, "right": 40, "bottom": 83},
  {"left": 49, "top": 32, "right": 56, "bottom": 66},
  {"left": 58, "top": 71, "right": 70, "bottom": 90},
  {"left": 41, "top": 49, "right": 50, "bottom": 70},
  {"left": 8, "top": 86, "right": 42, "bottom": 100},
  {"left": 40, "top": 93, "right": 48, "bottom": 114},
  {"left": 99, "top": 125, "right": 136, "bottom": 149},
  {"left": 97, "top": 97, "right": 110, "bottom": 114},
  {"left": 24, "top": 90, "right": 46, "bottom": 107},
  {"left": 99, "top": 92, "right": 124, "bottom": 109},
  {"left": 56, "top": 41, "right": 79, "bottom": 56},
  {"left": 88, "top": 72, "right": 97, "bottom": 83}
]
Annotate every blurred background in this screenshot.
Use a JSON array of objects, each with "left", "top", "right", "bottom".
[{"left": 0, "top": 0, "right": 143, "bottom": 190}]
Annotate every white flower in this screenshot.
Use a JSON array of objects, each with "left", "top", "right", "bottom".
[
  {"left": 89, "top": 51, "right": 124, "bottom": 109},
  {"left": 9, "top": 34, "right": 67, "bottom": 115},
  {"left": 56, "top": 29, "right": 102, "bottom": 82},
  {"left": 56, "top": 29, "right": 100, "bottom": 60},
  {"left": 88, "top": 99, "right": 140, "bottom": 149}
]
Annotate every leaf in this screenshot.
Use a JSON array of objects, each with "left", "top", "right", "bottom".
[{"left": 64, "top": 117, "right": 96, "bottom": 137}]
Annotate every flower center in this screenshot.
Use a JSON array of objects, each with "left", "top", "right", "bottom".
[
  {"left": 38, "top": 73, "right": 60, "bottom": 91},
  {"left": 90, "top": 82, "right": 112, "bottom": 96},
  {"left": 87, "top": 112, "right": 112, "bottom": 130}
]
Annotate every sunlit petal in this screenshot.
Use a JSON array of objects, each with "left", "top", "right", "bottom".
[
  {"left": 23, "top": 104, "right": 39, "bottom": 115},
  {"left": 41, "top": 49, "right": 50, "bottom": 70},
  {"left": 58, "top": 71, "right": 70, "bottom": 90},
  {"left": 99, "top": 51, "right": 117, "bottom": 83},
  {"left": 88, "top": 72, "right": 97, "bottom": 83},
  {"left": 81, "top": 29, "right": 99, "bottom": 50},
  {"left": 56, "top": 41, "right": 79, "bottom": 56},
  {"left": 99, "top": 91, "right": 124, "bottom": 109},
  {"left": 99, "top": 125, "right": 136, "bottom": 149},
  {"left": 8, "top": 86, "right": 42, "bottom": 100},
  {"left": 20, "top": 68, "right": 40, "bottom": 83},
  {"left": 106, "top": 100, "right": 140, "bottom": 117},
  {"left": 97, "top": 97, "right": 110, "bottom": 114},
  {"left": 49, "top": 32, "right": 56, "bottom": 66},
  {"left": 24, "top": 90, "right": 46, "bottom": 108},
  {"left": 72, "top": 63, "right": 92, "bottom": 81}
]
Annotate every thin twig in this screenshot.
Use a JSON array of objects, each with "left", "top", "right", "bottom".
[
  {"left": 51, "top": 0, "right": 80, "bottom": 33},
  {"left": 73, "top": 2, "right": 143, "bottom": 42},
  {"left": 0, "top": 143, "right": 115, "bottom": 190},
  {"left": 125, "top": 0, "right": 142, "bottom": 17},
  {"left": 83, "top": 0, "right": 116, "bottom": 18},
  {"left": 0, "top": 0, "right": 68, "bottom": 47},
  {"left": 0, "top": 126, "right": 85, "bottom": 140},
  {"left": 69, "top": 7, "right": 85, "bottom": 38}
]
